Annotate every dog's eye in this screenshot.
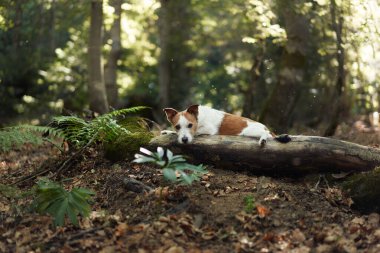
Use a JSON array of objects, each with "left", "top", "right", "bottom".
[
  {"left": 175, "top": 125, "right": 180, "bottom": 130},
  {"left": 188, "top": 123, "right": 193, "bottom": 128}
]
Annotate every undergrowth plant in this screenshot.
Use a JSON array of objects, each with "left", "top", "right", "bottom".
[
  {"left": 133, "top": 147, "right": 208, "bottom": 185},
  {"left": 33, "top": 178, "right": 94, "bottom": 227},
  {"left": 49, "top": 106, "right": 150, "bottom": 147},
  {"left": 0, "top": 106, "right": 152, "bottom": 155},
  {"left": 244, "top": 195, "right": 256, "bottom": 213},
  {"left": 0, "top": 125, "right": 62, "bottom": 152}
]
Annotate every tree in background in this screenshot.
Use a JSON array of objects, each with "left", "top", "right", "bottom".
[
  {"left": 104, "top": 0, "right": 122, "bottom": 108},
  {"left": 259, "top": 0, "right": 311, "bottom": 132},
  {"left": 1, "top": 0, "right": 380, "bottom": 132},
  {"left": 158, "top": 0, "right": 194, "bottom": 110},
  {"left": 324, "top": 0, "right": 347, "bottom": 136},
  {"left": 88, "top": 0, "right": 109, "bottom": 114}
]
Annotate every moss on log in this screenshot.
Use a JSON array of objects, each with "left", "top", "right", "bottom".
[
  {"left": 342, "top": 168, "right": 380, "bottom": 213},
  {"left": 148, "top": 135, "right": 380, "bottom": 174}
]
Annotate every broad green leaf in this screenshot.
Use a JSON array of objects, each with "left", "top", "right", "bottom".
[{"left": 163, "top": 168, "right": 177, "bottom": 182}]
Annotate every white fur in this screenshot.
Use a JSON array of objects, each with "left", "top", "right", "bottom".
[
  {"left": 196, "top": 106, "right": 272, "bottom": 145},
  {"left": 196, "top": 106, "right": 225, "bottom": 135},
  {"left": 163, "top": 105, "right": 273, "bottom": 146},
  {"left": 177, "top": 115, "right": 194, "bottom": 143},
  {"left": 239, "top": 121, "right": 272, "bottom": 145}
]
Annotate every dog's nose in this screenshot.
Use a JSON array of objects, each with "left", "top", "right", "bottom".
[{"left": 182, "top": 137, "right": 188, "bottom": 143}]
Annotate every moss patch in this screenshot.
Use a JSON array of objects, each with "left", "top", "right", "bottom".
[
  {"left": 104, "top": 131, "right": 154, "bottom": 162},
  {"left": 342, "top": 167, "right": 380, "bottom": 213}
]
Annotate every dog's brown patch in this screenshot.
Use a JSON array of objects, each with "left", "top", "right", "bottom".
[
  {"left": 219, "top": 113, "right": 249, "bottom": 135},
  {"left": 183, "top": 111, "right": 198, "bottom": 134},
  {"left": 164, "top": 108, "right": 178, "bottom": 123}
]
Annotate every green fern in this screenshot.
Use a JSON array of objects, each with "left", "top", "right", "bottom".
[
  {"left": 33, "top": 178, "right": 94, "bottom": 227},
  {"left": 0, "top": 106, "right": 151, "bottom": 154},
  {"left": 0, "top": 125, "right": 61, "bottom": 152},
  {"left": 49, "top": 106, "right": 150, "bottom": 148}
]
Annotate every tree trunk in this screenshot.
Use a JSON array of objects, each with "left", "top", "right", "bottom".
[
  {"left": 149, "top": 135, "right": 380, "bottom": 174},
  {"left": 259, "top": 2, "right": 310, "bottom": 132},
  {"left": 242, "top": 54, "right": 264, "bottom": 119},
  {"left": 88, "top": 0, "right": 109, "bottom": 114},
  {"left": 158, "top": 0, "right": 170, "bottom": 109},
  {"left": 324, "top": 0, "right": 346, "bottom": 136},
  {"left": 157, "top": 0, "right": 194, "bottom": 111},
  {"left": 104, "top": 0, "right": 122, "bottom": 108},
  {"left": 49, "top": 0, "right": 56, "bottom": 55}
]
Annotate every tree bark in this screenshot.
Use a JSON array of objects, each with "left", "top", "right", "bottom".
[
  {"left": 88, "top": 0, "right": 109, "bottom": 114},
  {"left": 324, "top": 0, "right": 346, "bottom": 136},
  {"left": 104, "top": 0, "right": 122, "bottom": 108},
  {"left": 242, "top": 54, "right": 264, "bottom": 119},
  {"left": 149, "top": 135, "right": 380, "bottom": 174}
]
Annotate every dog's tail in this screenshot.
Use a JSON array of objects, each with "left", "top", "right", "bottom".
[{"left": 274, "top": 134, "right": 291, "bottom": 143}]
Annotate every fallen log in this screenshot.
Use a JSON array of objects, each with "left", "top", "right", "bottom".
[{"left": 148, "top": 134, "right": 380, "bottom": 174}]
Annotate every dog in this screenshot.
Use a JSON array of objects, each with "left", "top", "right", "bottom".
[{"left": 162, "top": 104, "right": 290, "bottom": 145}]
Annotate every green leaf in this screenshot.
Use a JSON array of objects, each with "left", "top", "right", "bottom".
[
  {"left": 163, "top": 168, "right": 177, "bottom": 182},
  {"left": 33, "top": 178, "right": 94, "bottom": 227},
  {"left": 179, "top": 171, "right": 194, "bottom": 185}
]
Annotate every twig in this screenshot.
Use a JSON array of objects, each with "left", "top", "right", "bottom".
[
  {"left": 123, "top": 177, "right": 153, "bottom": 193},
  {"left": 53, "top": 132, "right": 99, "bottom": 178},
  {"left": 43, "top": 137, "right": 65, "bottom": 153},
  {"left": 12, "top": 133, "right": 99, "bottom": 185}
]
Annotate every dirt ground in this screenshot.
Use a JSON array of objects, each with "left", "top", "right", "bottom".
[{"left": 1, "top": 120, "right": 380, "bottom": 252}]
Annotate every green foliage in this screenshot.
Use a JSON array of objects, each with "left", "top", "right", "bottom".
[
  {"left": 133, "top": 147, "right": 208, "bottom": 185},
  {"left": 33, "top": 178, "right": 94, "bottom": 227},
  {"left": 0, "top": 125, "right": 61, "bottom": 152},
  {"left": 104, "top": 131, "right": 154, "bottom": 161},
  {"left": 49, "top": 106, "right": 150, "bottom": 148},
  {"left": 244, "top": 195, "right": 256, "bottom": 213}
]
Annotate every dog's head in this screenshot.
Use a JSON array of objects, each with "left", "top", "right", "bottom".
[{"left": 163, "top": 104, "right": 199, "bottom": 144}]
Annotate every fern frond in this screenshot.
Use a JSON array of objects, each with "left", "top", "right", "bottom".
[
  {"left": 0, "top": 125, "right": 61, "bottom": 152},
  {"left": 99, "top": 106, "right": 149, "bottom": 120},
  {"left": 49, "top": 116, "right": 90, "bottom": 146}
]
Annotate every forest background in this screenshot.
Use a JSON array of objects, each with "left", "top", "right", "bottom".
[{"left": 1, "top": 0, "right": 380, "bottom": 135}]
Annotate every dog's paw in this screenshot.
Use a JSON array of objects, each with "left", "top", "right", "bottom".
[
  {"left": 161, "top": 130, "right": 177, "bottom": 135},
  {"left": 259, "top": 138, "right": 267, "bottom": 146}
]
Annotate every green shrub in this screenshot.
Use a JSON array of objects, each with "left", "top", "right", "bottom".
[
  {"left": 133, "top": 147, "right": 208, "bottom": 185},
  {"left": 33, "top": 178, "right": 94, "bottom": 227}
]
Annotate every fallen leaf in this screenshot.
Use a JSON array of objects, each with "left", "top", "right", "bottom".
[
  {"left": 256, "top": 204, "right": 270, "bottom": 218},
  {"left": 292, "top": 228, "right": 306, "bottom": 243},
  {"left": 368, "top": 213, "right": 379, "bottom": 228},
  {"left": 114, "top": 223, "right": 128, "bottom": 237},
  {"left": 166, "top": 246, "right": 185, "bottom": 253}
]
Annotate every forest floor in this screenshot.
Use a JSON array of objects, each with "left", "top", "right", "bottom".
[{"left": 1, "top": 119, "right": 380, "bottom": 253}]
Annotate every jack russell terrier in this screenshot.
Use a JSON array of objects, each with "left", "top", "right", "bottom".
[{"left": 162, "top": 104, "right": 291, "bottom": 145}]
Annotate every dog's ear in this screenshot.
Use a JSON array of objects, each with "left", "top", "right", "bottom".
[
  {"left": 163, "top": 108, "right": 178, "bottom": 122},
  {"left": 186, "top": 104, "right": 199, "bottom": 118}
]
